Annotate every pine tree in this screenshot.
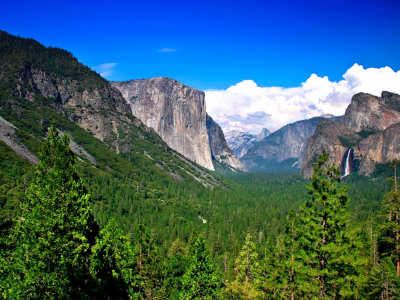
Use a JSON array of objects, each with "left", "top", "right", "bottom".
[
  {"left": 379, "top": 159, "right": 400, "bottom": 276},
  {"left": 180, "top": 234, "right": 220, "bottom": 299},
  {"left": 235, "top": 233, "right": 259, "bottom": 284},
  {"left": 164, "top": 238, "right": 190, "bottom": 299},
  {"left": 222, "top": 233, "right": 265, "bottom": 299},
  {"left": 135, "top": 223, "right": 163, "bottom": 299},
  {"left": 296, "top": 150, "right": 364, "bottom": 299},
  {"left": 281, "top": 210, "right": 301, "bottom": 300},
  {"left": 2, "top": 125, "right": 98, "bottom": 298},
  {"left": 366, "top": 257, "right": 400, "bottom": 300},
  {"left": 90, "top": 218, "right": 143, "bottom": 299}
]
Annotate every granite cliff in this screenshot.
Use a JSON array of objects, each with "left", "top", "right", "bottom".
[
  {"left": 241, "top": 115, "right": 341, "bottom": 171},
  {"left": 206, "top": 114, "right": 248, "bottom": 172},
  {"left": 111, "top": 77, "right": 246, "bottom": 172},
  {"left": 301, "top": 92, "right": 400, "bottom": 178}
]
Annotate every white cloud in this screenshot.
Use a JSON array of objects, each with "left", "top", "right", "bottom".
[
  {"left": 158, "top": 48, "right": 176, "bottom": 53},
  {"left": 205, "top": 64, "right": 400, "bottom": 134},
  {"left": 92, "top": 63, "right": 118, "bottom": 77}
]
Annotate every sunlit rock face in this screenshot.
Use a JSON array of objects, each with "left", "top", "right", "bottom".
[
  {"left": 301, "top": 91, "right": 400, "bottom": 177},
  {"left": 341, "top": 92, "right": 400, "bottom": 132},
  {"left": 111, "top": 77, "right": 215, "bottom": 170}
]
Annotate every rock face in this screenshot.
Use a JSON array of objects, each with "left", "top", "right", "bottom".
[
  {"left": 353, "top": 123, "right": 400, "bottom": 175},
  {"left": 225, "top": 131, "right": 257, "bottom": 158},
  {"left": 341, "top": 92, "right": 400, "bottom": 132},
  {"left": 256, "top": 128, "right": 272, "bottom": 142},
  {"left": 241, "top": 115, "right": 341, "bottom": 171},
  {"left": 206, "top": 114, "right": 248, "bottom": 172},
  {"left": 300, "top": 120, "right": 358, "bottom": 178},
  {"left": 13, "top": 64, "right": 132, "bottom": 143},
  {"left": 301, "top": 91, "right": 400, "bottom": 177},
  {"left": 111, "top": 78, "right": 214, "bottom": 170},
  {"left": 111, "top": 77, "right": 246, "bottom": 172}
]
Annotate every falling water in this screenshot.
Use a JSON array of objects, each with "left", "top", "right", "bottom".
[{"left": 342, "top": 148, "right": 352, "bottom": 178}]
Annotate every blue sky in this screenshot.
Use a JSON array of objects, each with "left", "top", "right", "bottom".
[{"left": 2, "top": 0, "right": 400, "bottom": 91}]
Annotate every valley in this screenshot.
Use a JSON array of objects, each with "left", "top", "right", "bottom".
[{"left": 1, "top": 30, "right": 400, "bottom": 298}]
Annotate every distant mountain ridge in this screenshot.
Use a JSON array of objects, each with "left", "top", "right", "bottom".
[{"left": 240, "top": 114, "right": 342, "bottom": 171}]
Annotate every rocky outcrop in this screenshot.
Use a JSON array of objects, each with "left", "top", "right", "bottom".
[
  {"left": 300, "top": 120, "right": 358, "bottom": 178},
  {"left": 242, "top": 115, "right": 341, "bottom": 171},
  {"left": 111, "top": 78, "right": 214, "bottom": 170},
  {"left": 340, "top": 92, "right": 400, "bottom": 132},
  {"left": 225, "top": 131, "right": 257, "bottom": 158},
  {"left": 301, "top": 91, "right": 400, "bottom": 177},
  {"left": 353, "top": 123, "right": 400, "bottom": 175},
  {"left": 13, "top": 63, "right": 133, "bottom": 143},
  {"left": 206, "top": 114, "right": 247, "bottom": 172}
]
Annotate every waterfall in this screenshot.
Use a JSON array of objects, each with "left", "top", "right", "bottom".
[{"left": 342, "top": 148, "right": 352, "bottom": 178}]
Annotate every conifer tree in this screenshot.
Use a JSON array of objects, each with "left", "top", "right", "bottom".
[
  {"left": 2, "top": 125, "right": 98, "bottom": 298},
  {"left": 164, "top": 238, "right": 190, "bottom": 299},
  {"left": 281, "top": 210, "right": 301, "bottom": 300},
  {"left": 261, "top": 236, "right": 285, "bottom": 298},
  {"left": 135, "top": 223, "right": 163, "bottom": 299},
  {"left": 235, "top": 233, "right": 259, "bottom": 284},
  {"left": 366, "top": 257, "right": 400, "bottom": 300},
  {"left": 379, "top": 159, "right": 400, "bottom": 277},
  {"left": 296, "top": 150, "right": 364, "bottom": 299},
  {"left": 90, "top": 218, "right": 143, "bottom": 299},
  {"left": 180, "top": 234, "right": 220, "bottom": 299}
]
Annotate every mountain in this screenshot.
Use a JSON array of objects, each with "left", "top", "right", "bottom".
[
  {"left": 111, "top": 78, "right": 247, "bottom": 172},
  {"left": 206, "top": 114, "right": 248, "bottom": 172},
  {"left": 241, "top": 115, "right": 342, "bottom": 171},
  {"left": 225, "top": 131, "right": 257, "bottom": 158},
  {"left": 301, "top": 92, "right": 400, "bottom": 177},
  {"left": 0, "top": 30, "right": 229, "bottom": 189},
  {"left": 256, "top": 128, "right": 273, "bottom": 141}
]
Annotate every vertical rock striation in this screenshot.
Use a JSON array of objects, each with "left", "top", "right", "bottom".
[{"left": 111, "top": 77, "right": 214, "bottom": 170}]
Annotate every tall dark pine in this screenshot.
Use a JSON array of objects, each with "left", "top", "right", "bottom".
[{"left": 296, "top": 150, "right": 362, "bottom": 298}]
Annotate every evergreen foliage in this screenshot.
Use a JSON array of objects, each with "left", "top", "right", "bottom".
[
  {"left": 180, "top": 235, "right": 220, "bottom": 299},
  {"left": 1, "top": 126, "right": 98, "bottom": 298},
  {"left": 296, "top": 150, "right": 365, "bottom": 298}
]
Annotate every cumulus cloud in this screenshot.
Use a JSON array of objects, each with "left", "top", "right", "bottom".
[
  {"left": 92, "top": 63, "right": 118, "bottom": 77},
  {"left": 205, "top": 64, "right": 400, "bottom": 134},
  {"left": 158, "top": 48, "right": 176, "bottom": 53}
]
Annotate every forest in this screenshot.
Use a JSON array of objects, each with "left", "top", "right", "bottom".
[
  {"left": 1, "top": 125, "right": 399, "bottom": 299},
  {"left": 1, "top": 30, "right": 400, "bottom": 299}
]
